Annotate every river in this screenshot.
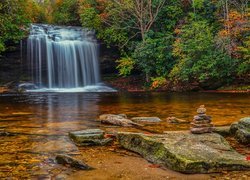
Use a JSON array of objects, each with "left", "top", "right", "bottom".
[{"left": 0, "top": 92, "right": 249, "bottom": 179}]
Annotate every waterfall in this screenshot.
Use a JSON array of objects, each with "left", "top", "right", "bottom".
[{"left": 27, "top": 24, "right": 101, "bottom": 89}]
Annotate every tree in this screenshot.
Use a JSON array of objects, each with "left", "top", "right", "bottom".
[
  {"left": 170, "top": 20, "right": 235, "bottom": 86},
  {"left": 133, "top": 32, "right": 174, "bottom": 82},
  {"left": 79, "top": 0, "right": 167, "bottom": 49},
  {"left": 52, "top": 0, "right": 80, "bottom": 25},
  {"left": 106, "top": 0, "right": 167, "bottom": 42},
  {"left": 0, "top": 0, "right": 39, "bottom": 53}
]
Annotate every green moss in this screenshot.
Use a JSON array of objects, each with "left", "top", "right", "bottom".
[{"left": 118, "top": 132, "right": 250, "bottom": 173}]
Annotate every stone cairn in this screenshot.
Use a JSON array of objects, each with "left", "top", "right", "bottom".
[{"left": 190, "top": 105, "right": 213, "bottom": 134}]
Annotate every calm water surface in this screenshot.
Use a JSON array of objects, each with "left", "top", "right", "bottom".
[{"left": 0, "top": 92, "right": 249, "bottom": 178}]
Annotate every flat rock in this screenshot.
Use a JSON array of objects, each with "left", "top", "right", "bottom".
[
  {"left": 167, "top": 117, "right": 189, "bottom": 124},
  {"left": 118, "top": 131, "right": 250, "bottom": 173},
  {"left": 69, "top": 129, "right": 113, "bottom": 146},
  {"left": 69, "top": 129, "right": 104, "bottom": 141},
  {"left": 213, "top": 126, "right": 231, "bottom": 136},
  {"left": 193, "top": 119, "right": 211, "bottom": 124},
  {"left": 191, "top": 123, "right": 213, "bottom": 128},
  {"left": 190, "top": 127, "right": 213, "bottom": 134},
  {"left": 56, "top": 154, "right": 92, "bottom": 170},
  {"left": 194, "top": 115, "right": 211, "bottom": 121},
  {"left": 131, "top": 117, "right": 161, "bottom": 122},
  {"left": 99, "top": 114, "right": 141, "bottom": 127}
]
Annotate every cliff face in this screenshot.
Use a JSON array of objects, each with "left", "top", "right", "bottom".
[
  {"left": 99, "top": 44, "right": 120, "bottom": 75},
  {"left": 0, "top": 39, "right": 31, "bottom": 85}
]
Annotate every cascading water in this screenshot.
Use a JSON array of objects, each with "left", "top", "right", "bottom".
[{"left": 27, "top": 24, "right": 115, "bottom": 92}]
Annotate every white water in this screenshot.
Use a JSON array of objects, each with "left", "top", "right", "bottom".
[
  {"left": 26, "top": 84, "right": 117, "bottom": 93},
  {"left": 27, "top": 24, "right": 115, "bottom": 92}
]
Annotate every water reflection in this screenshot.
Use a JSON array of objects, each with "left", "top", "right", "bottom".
[
  {"left": 31, "top": 93, "right": 101, "bottom": 133},
  {"left": 0, "top": 92, "right": 249, "bottom": 129}
]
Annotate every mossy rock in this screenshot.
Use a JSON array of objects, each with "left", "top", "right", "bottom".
[
  {"left": 69, "top": 129, "right": 112, "bottom": 146},
  {"left": 69, "top": 129, "right": 104, "bottom": 142},
  {"left": 235, "top": 129, "right": 250, "bottom": 145},
  {"left": 230, "top": 117, "right": 250, "bottom": 145},
  {"left": 238, "top": 117, "right": 250, "bottom": 129},
  {"left": 118, "top": 131, "right": 250, "bottom": 173},
  {"left": 230, "top": 122, "right": 239, "bottom": 134}
]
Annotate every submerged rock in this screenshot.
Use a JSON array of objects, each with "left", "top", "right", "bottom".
[
  {"left": 69, "top": 129, "right": 113, "bottom": 146},
  {"left": 55, "top": 154, "right": 92, "bottom": 170},
  {"left": 166, "top": 117, "right": 189, "bottom": 124},
  {"left": 118, "top": 131, "right": 250, "bottom": 173},
  {"left": 131, "top": 117, "right": 161, "bottom": 123},
  {"left": 230, "top": 117, "right": 250, "bottom": 144},
  {"left": 0, "top": 130, "right": 15, "bottom": 136},
  {"left": 99, "top": 114, "right": 142, "bottom": 127},
  {"left": 32, "top": 139, "right": 78, "bottom": 153}
]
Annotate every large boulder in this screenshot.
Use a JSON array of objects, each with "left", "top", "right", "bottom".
[
  {"left": 118, "top": 131, "right": 250, "bottom": 173},
  {"left": 230, "top": 117, "right": 250, "bottom": 144}
]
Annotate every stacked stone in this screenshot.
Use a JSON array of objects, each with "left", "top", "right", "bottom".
[{"left": 191, "top": 105, "right": 213, "bottom": 134}]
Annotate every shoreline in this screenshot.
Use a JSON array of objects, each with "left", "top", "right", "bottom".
[
  {"left": 103, "top": 75, "right": 250, "bottom": 93},
  {"left": 0, "top": 85, "right": 249, "bottom": 94}
]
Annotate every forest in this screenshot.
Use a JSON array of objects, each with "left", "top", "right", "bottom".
[
  {"left": 0, "top": 0, "right": 249, "bottom": 90},
  {"left": 1, "top": 1, "right": 250, "bottom": 179}
]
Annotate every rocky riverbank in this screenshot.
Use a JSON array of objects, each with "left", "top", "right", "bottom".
[
  {"left": 103, "top": 74, "right": 250, "bottom": 93},
  {"left": 1, "top": 109, "right": 250, "bottom": 179},
  {"left": 64, "top": 114, "right": 250, "bottom": 175}
]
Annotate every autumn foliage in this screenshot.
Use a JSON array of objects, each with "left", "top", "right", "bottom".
[{"left": 0, "top": 0, "right": 249, "bottom": 89}]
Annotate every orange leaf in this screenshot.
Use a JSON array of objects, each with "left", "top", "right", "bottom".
[{"left": 246, "top": 156, "right": 250, "bottom": 161}]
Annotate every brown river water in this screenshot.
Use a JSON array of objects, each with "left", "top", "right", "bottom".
[{"left": 0, "top": 92, "right": 249, "bottom": 179}]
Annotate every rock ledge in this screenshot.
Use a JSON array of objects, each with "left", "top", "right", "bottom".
[{"left": 118, "top": 131, "right": 250, "bottom": 173}]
